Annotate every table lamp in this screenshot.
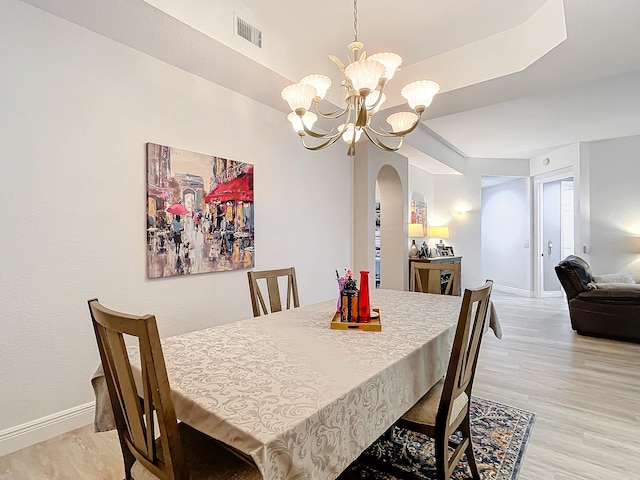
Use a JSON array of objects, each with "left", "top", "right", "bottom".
[
  {"left": 427, "top": 226, "right": 449, "bottom": 250},
  {"left": 408, "top": 223, "right": 425, "bottom": 258}
]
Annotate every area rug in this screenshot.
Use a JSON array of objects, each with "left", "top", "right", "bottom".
[{"left": 339, "top": 397, "right": 536, "bottom": 480}]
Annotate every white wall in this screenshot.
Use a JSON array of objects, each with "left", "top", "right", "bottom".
[
  {"left": 481, "top": 178, "right": 532, "bottom": 292},
  {"left": 0, "top": 0, "right": 352, "bottom": 451},
  {"left": 587, "top": 135, "right": 640, "bottom": 277},
  {"left": 353, "top": 144, "right": 408, "bottom": 290},
  {"left": 430, "top": 158, "right": 530, "bottom": 290},
  {"left": 531, "top": 137, "right": 640, "bottom": 287},
  {"left": 409, "top": 165, "right": 435, "bottom": 218}
]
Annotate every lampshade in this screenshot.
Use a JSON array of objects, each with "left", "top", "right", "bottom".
[
  {"left": 368, "top": 52, "right": 402, "bottom": 81},
  {"left": 387, "top": 112, "right": 419, "bottom": 133},
  {"left": 427, "top": 226, "right": 449, "bottom": 239},
  {"left": 339, "top": 123, "right": 362, "bottom": 145},
  {"left": 281, "top": 83, "right": 316, "bottom": 112},
  {"left": 344, "top": 59, "right": 385, "bottom": 93},
  {"left": 287, "top": 111, "right": 318, "bottom": 133},
  {"left": 365, "top": 90, "right": 387, "bottom": 113},
  {"left": 401, "top": 80, "right": 441, "bottom": 110},
  {"left": 300, "top": 74, "right": 332, "bottom": 101},
  {"left": 408, "top": 223, "right": 425, "bottom": 238}
]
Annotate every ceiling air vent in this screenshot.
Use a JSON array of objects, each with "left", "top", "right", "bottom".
[{"left": 236, "top": 15, "right": 262, "bottom": 48}]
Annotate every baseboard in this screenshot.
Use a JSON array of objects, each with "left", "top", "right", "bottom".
[
  {"left": 492, "top": 284, "right": 534, "bottom": 297},
  {"left": 541, "top": 290, "right": 563, "bottom": 298},
  {"left": 0, "top": 402, "right": 95, "bottom": 457}
]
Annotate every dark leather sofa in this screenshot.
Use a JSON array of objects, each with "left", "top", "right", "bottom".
[{"left": 555, "top": 255, "right": 640, "bottom": 343}]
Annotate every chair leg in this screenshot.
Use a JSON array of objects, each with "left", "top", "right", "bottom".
[
  {"left": 121, "top": 446, "right": 135, "bottom": 480},
  {"left": 434, "top": 435, "right": 449, "bottom": 480},
  {"left": 460, "top": 419, "right": 481, "bottom": 480}
]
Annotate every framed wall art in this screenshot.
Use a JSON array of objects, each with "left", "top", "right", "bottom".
[
  {"left": 146, "top": 142, "right": 254, "bottom": 278},
  {"left": 410, "top": 199, "right": 427, "bottom": 235}
]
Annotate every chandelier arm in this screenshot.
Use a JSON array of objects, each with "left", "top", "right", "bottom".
[
  {"left": 364, "top": 80, "right": 388, "bottom": 112},
  {"left": 313, "top": 85, "right": 357, "bottom": 119},
  {"left": 300, "top": 134, "right": 344, "bottom": 151},
  {"left": 300, "top": 102, "right": 357, "bottom": 139},
  {"left": 299, "top": 118, "right": 346, "bottom": 139},
  {"left": 366, "top": 111, "right": 424, "bottom": 138},
  {"left": 362, "top": 127, "right": 403, "bottom": 152},
  {"left": 313, "top": 102, "right": 352, "bottom": 120}
]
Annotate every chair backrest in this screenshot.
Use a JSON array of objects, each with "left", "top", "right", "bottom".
[
  {"left": 437, "top": 280, "right": 493, "bottom": 429},
  {"left": 88, "top": 299, "right": 188, "bottom": 479},
  {"left": 247, "top": 267, "right": 299, "bottom": 317},
  {"left": 412, "top": 262, "right": 460, "bottom": 296}
]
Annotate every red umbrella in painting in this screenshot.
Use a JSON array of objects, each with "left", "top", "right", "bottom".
[
  {"left": 167, "top": 203, "right": 187, "bottom": 215},
  {"left": 205, "top": 170, "right": 254, "bottom": 203}
]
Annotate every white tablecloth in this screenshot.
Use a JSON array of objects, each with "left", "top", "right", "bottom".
[{"left": 93, "top": 289, "right": 493, "bottom": 479}]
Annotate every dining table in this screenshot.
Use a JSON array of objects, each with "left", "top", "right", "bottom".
[{"left": 93, "top": 288, "right": 500, "bottom": 480}]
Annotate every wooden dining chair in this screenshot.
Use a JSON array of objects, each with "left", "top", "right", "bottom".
[
  {"left": 411, "top": 262, "right": 461, "bottom": 296},
  {"left": 378, "top": 280, "right": 493, "bottom": 480},
  {"left": 88, "top": 299, "right": 261, "bottom": 480},
  {"left": 247, "top": 267, "right": 300, "bottom": 317}
]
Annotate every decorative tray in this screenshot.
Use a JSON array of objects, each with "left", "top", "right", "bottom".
[{"left": 330, "top": 308, "right": 381, "bottom": 331}]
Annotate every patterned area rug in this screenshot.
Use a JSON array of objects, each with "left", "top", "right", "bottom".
[{"left": 339, "top": 397, "right": 536, "bottom": 480}]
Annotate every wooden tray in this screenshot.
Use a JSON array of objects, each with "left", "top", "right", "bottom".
[{"left": 330, "top": 308, "right": 381, "bottom": 331}]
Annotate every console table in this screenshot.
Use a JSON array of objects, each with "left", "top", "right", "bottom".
[{"left": 409, "top": 256, "right": 463, "bottom": 296}]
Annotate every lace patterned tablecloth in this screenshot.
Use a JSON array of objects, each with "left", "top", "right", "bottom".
[{"left": 94, "top": 289, "right": 466, "bottom": 480}]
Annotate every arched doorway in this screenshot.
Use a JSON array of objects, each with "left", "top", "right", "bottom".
[
  {"left": 377, "top": 165, "right": 405, "bottom": 290},
  {"left": 353, "top": 145, "right": 409, "bottom": 291}
]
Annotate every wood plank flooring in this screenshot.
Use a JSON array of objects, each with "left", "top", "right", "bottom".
[
  {"left": 1, "top": 291, "right": 639, "bottom": 479},
  {"left": 473, "top": 292, "right": 640, "bottom": 480}
]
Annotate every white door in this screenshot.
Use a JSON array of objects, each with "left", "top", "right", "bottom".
[
  {"left": 542, "top": 181, "right": 562, "bottom": 292},
  {"left": 537, "top": 174, "right": 574, "bottom": 296}
]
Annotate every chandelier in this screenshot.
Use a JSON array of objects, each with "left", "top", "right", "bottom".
[{"left": 280, "top": 0, "right": 440, "bottom": 156}]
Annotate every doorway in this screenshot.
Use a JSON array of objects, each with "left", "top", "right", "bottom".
[
  {"left": 375, "top": 165, "right": 405, "bottom": 290},
  {"left": 535, "top": 169, "right": 575, "bottom": 297},
  {"left": 480, "top": 176, "right": 531, "bottom": 294}
]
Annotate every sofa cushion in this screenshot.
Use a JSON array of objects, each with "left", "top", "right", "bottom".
[
  {"left": 577, "top": 282, "right": 640, "bottom": 302},
  {"left": 593, "top": 272, "right": 635, "bottom": 284}
]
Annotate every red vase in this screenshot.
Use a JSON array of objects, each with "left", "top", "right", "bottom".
[{"left": 358, "top": 270, "right": 371, "bottom": 322}]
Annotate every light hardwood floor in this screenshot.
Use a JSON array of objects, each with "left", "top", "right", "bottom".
[{"left": 1, "top": 292, "right": 639, "bottom": 479}]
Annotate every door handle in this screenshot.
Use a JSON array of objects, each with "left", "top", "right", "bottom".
[{"left": 548, "top": 240, "right": 553, "bottom": 255}]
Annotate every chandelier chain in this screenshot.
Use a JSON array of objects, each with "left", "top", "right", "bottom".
[{"left": 353, "top": 0, "right": 358, "bottom": 42}]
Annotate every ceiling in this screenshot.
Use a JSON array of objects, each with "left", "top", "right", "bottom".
[{"left": 20, "top": 0, "right": 640, "bottom": 164}]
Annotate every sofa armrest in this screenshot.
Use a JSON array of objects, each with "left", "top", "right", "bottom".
[{"left": 555, "top": 255, "right": 596, "bottom": 299}]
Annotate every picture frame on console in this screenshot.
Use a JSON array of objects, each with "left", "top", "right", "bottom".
[{"left": 443, "top": 246, "right": 454, "bottom": 256}]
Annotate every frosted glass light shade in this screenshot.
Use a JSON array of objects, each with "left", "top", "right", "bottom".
[
  {"left": 300, "top": 74, "right": 332, "bottom": 100},
  {"left": 287, "top": 111, "right": 318, "bottom": 133},
  {"left": 401, "top": 80, "right": 441, "bottom": 110},
  {"left": 369, "top": 52, "right": 402, "bottom": 80},
  {"left": 386, "top": 111, "right": 419, "bottom": 133},
  {"left": 281, "top": 83, "right": 317, "bottom": 111},
  {"left": 339, "top": 123, "right": 362, "bottom": 144},
  {"left": 365, "top": 91, "right": 386, "bottom": 113},
  {"left": 345, "top": 59, "right": 385, "bottom": 93}
]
